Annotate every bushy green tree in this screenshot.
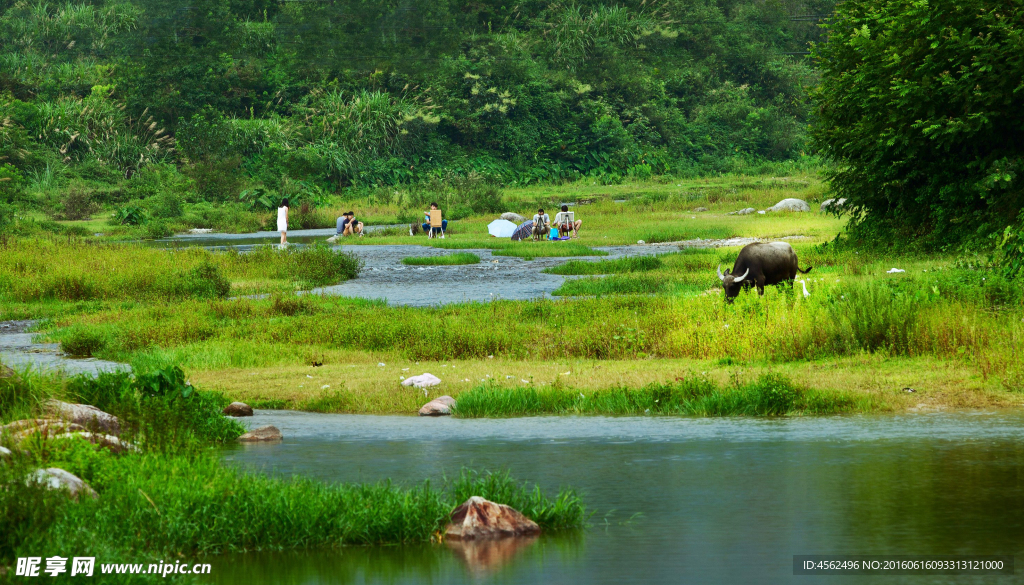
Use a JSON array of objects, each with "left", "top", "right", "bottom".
[{"left": 810, "top": 0, "right": 1024, "bottom": 247}]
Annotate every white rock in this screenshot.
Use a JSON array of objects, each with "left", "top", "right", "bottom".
[
  {"left": 44, "top": 400, "right": 121, "bottom": 435},
  {"left": 402, "top": 373, "right": 442, "bottom": 388},
  {"left": 887, "top": 268, "right": 906, "bottom": 273},
  {"left": 729, "top": 208, "right": 757, "bottom": 215}
]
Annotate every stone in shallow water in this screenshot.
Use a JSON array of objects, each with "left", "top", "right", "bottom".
[
  {"left": 238, "top": 425, "right": 282, "bottom": 442},
  {"left": 223, "top": 402, "right": 254, "bottom": 417},
  {"left": 31, "top": 468, "right": 98, "bottom": 501},
  {"left": 445, "top": 496, "right": 541, "bottom": 540},
  {"left": 418, "top": 395, "right": 456, "bottom": 416}
]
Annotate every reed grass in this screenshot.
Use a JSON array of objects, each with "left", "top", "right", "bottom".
[
  {"left": 451, "top": 373, "right": 877, "bottom": 417},
  {"left": 402, "top": 253, "right": 480, "bottom": 266}
]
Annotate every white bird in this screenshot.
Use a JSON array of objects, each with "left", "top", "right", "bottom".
[{"left": 800, "top": 279, "right": 810, "bottom": 298}]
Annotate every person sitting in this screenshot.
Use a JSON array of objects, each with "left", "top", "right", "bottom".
[
  {"left": 531, "top": 208, "right": 550, "bottom": 240},
  {"left": 343, "top": 211, "right": 364, "bottom": 237},
  {"left": 553, "top": 205, "right": 582, "bottom": 238},
  {"left": 421, "top": 202, "right": 448, "bottom": 236},
  {"left": 328, "top": 212, "right": 363, "bottom": 242}
]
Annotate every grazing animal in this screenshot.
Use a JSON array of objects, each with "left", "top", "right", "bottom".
[{"left": 717, "top": 242, "right": 812, "bottom": 301}]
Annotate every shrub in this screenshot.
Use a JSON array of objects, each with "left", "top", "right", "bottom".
[
  {"left": 176, "top": 262, "right": 230, "bottom": 299},
  {"left": 295, "top": 243, "right": 362, "bottom": 286},
  {"left": 59, "top": 328, "right": 107, "bottom": 357},
  {"left": 112, "top": 205, "right": 145, "bottom": 226},
  {"left": 53, "top": 185, "right": 100, "bottom": 221}
]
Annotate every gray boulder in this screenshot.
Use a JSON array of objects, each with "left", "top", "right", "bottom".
[
  {"left": 820, "top": 198, "right": 847, "bottom": 211},
  {"left": 223, "top": 402, "right": 254, "bottom": 417},
  {"left": 500, "top": 212, "right": 526, "bottom": 223},
  {"left": 238, "top": 425, "right": 282, "bottom": 442},
  {"left": 31, "top": 468, "right": 98, "bottom": 501},
  {"left": 767, "top": 198, "right": 810, "bottom": 212},
  {"left": 44, "top": 400, "right": 121, "bottom": 435},
  {"left": 692, "top": 207, "right": 709, "bottom": 212},
  {"left": 419, "top": 395, "right": 457, "bottom": 416},
  {"left": 445, "top": 496, "right": 541, "bottom": 540}
]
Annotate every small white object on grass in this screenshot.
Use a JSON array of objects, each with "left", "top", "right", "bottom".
[
  {"left": 321, "top": 384, "right": 330, "bottom": 389},
  {"left": 402, "top": 368, "right": 409, "bottom": 371},
  {"left": 487, "top": 355, "right": 494, "bottom": 359},
  {"left": 306, "top": 375, "right": 313, "bottom": 378},
  {"left": 378, "top": 362, "right": 386, "bottom": 367},
  {"left": 800, "top": 280, "right": 810, "bottom": 298},
  {"left": 887, "top": 268, "right": 906, "bottom": 273},
  {"left": 637, "top": 240, "right": 645, "bottom": 244}
]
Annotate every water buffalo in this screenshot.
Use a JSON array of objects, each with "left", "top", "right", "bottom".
[{"left": 717, "top": 242, "right": 811, "bottom": 300}]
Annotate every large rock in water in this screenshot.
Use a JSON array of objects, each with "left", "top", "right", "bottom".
[
  {"left": 31, "top": 468, "right": 98, "bottom": 501},
  {"left": 44, "top": 400, "right": 121, "bottom": 435},
  {"left": 419, "top": 395, "right": 456, "bottom": 416},
  {"left": 223, "top": 402, "right": 254, "bottom": 417},
  {"left": 500, "top": 212, "right": 526, "bottom": 223},
  {"left": 445, "top": 496, "right": 541, "bottom": 540},
  {"left": 238, "top": 425, "right": 282, "bottom": 442},
  {"left": 767, "top": 198, "right": 810, "bottom": 212}
]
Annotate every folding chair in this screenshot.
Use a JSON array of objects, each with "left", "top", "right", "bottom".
[{"left": 428, "top": 209, "right": 445, "bottom": 239}]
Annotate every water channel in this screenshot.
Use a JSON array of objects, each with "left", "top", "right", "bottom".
[{"left": 214, "top": 410, "right": 1024, "bottom": 585}]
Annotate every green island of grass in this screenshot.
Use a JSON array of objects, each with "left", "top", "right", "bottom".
[{"left": 402, "top": 252, "right": 481, "bottom": 266}]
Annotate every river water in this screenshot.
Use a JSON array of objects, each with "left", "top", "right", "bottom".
[{"left": 214, "top": 411, "right": 1024, "bottom": 584}]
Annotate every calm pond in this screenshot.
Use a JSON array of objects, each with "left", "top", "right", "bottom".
[{"left": 215, "top": 411, "right": 1024, "bottom": 584}]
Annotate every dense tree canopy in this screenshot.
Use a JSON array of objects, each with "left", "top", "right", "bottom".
[
  {"left": 1, "top": 0, "right": 828, "bottom": 197},
  {"left": 810, "top": 0, "right": 1024, "bottom": 247}
]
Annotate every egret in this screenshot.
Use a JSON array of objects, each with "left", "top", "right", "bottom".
[{"left": 800, "top": 279, "right": 810, "bottom": 298}]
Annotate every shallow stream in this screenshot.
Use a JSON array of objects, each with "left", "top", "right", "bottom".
[{"left": 215, "top": 410, "right": 1024, "bottom": 584}]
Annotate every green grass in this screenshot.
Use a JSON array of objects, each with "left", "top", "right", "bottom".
[
  {"left": 543, "top": 256, "right": 663, "bottom": 275},
  {"left": 402, "top": 252, "right": 481, "bottom": 266},
  {"left": 452, "top": 373, "right": 877, "bottom": 417}
]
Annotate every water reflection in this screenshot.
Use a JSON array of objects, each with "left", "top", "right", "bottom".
[{"left": 446, "top": 537, "right": 538, "bottom": 576}]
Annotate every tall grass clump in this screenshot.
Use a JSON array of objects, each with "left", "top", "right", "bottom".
[
  {"left": 402, "top": 253, "right": 480, "bottom": 266},
  {"left": 453, "top": 374, "right": 864, "bottom": 417},
  {"left": 543, "top": 255, "right": 662, "bottom": 275}
]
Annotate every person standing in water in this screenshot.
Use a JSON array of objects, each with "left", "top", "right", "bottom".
[{"left": 277, "top": 198, "right": 289, "bottom": 246}]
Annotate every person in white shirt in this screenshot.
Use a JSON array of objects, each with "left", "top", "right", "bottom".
[
  {"left": 553, "top": 204, "right": 582, "bottom": 238},
  {"left": 277, "top": 198, "right": 289, "bottom": 246}
]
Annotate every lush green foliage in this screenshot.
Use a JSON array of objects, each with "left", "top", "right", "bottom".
[
  {"left": 810, "top": 0, "right": 1024, "bottom": 247},
  {"left": 0, "top": 0, "right": 829, "bottom": 235},
  {"left": 453, "top": 372, "right": 869, "bottom": 416}
]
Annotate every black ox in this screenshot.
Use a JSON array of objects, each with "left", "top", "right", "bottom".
[{"left": 717, "top": 242, "right": 812, "bottom": 301}]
